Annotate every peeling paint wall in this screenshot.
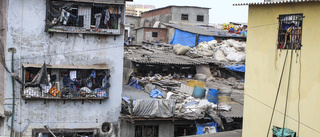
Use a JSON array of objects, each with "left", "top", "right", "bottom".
[{"left": 3, "top": 0, "right": 125, "bottom": 136}]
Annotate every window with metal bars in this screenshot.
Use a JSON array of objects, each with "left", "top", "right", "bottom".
[
  {"left": 197, "top": 15, "right": 204, "bottom": 22},
  {"left": 46, "top": 0, "right": 123, "bottom": 35},
  {"left": 277, "top": 14, "right": 303, "bottom": 50},
  {"left": 181, "top": 14, "right": 188, "bottom": 21},
  {"left": 135, "top": 125, "right": 159, "bottom": 137}
]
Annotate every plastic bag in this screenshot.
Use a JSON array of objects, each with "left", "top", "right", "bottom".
[{"left": 214, "top": 50, "right": 229, "bottom": 62}]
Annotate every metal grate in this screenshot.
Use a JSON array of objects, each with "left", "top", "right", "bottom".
[
  {"left": 277, "top": 14, "right": 303, "bottom": 50},
  {"left": 181, "top": 14, "right": 188, "bottom": 21},
  {"left": 135, "top": 125, "right": 159, "bottom": 137}
]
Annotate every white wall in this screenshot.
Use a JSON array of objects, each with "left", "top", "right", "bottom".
[{"left": 4, "top": 0, "right": 124, "bottom": 136}]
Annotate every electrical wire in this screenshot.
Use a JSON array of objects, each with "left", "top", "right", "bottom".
[
  {"left": 244, "top": 92, "right": 320, "bottom": 135},
  {"left": 297, "top": 49, "right": 302, "bottom": 136}
]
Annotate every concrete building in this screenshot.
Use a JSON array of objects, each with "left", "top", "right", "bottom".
[
  {"left": 125, "top": 6, "right": 211, "bottom": 45},
  {"left": 234, "top": 1, "right": 320, "bottom": 137},
  {"left": 125, "top": 4, "right": 155, "bottom": 17},
  {"left": 0, "top": 0, "right": 130, "bottom": 136}
]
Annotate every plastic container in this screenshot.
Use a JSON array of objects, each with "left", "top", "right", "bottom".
[
  {"left": 187, "top": 80, "right": 205, "bottom": 88},
  {"left": 192, "top": 86, "right": 206, "bottom": 98},
  {"left": 207, "top": 89, "right": 219, "bottom": 104}
]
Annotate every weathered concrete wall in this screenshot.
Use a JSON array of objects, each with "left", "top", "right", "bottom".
[
  {"left": 3, "top": 0, "right": 125, "bottom": 136},
  {"left": 171, "top": 7, "right": 209, "bottom": 25},
  {"left": 0, "top": 0, "right": 8, "bottom": 136},
  {"left": 125, "top": 15, "right": 141, "bottom": 44},
  {"left": 136, "top": 29, "right": 144, "bottom": 44},
  {"left": 140, "top": 7, "right": 172, "bottom": 28},
  {"left": 120, "top": 120, "right": 175, "bottom": 137},
  {"left": 144, "top": 28, "right": 167, "bottom": 43},
  {"left": 243, "top": 2, "right": 320, "bottom": 137}
]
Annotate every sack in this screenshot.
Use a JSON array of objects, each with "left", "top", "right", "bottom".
[{"left": 49, "top": 86, "right": 60, "bottom": 96}]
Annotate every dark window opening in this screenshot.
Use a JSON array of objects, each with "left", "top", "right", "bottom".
[
  {"left": 174, "top": 125, "right": 197, "bottom": 136},
  {"left": 135, "top": 125, "right": 159, "bottom": 137},
  {"left": 278, "top": 14, "right": 303, "bottom": 50},
  {"left": 197, "top": 15, "right": 204, "bottom": 22},
  {"left": 181, "top": 14, "right": 188, "bottom": 20},
  {"left": 152, "top": 32, "right": 158, "bottom": 37}
]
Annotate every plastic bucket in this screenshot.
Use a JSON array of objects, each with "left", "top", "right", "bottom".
[
  {"left": 207, "top": 89, "right": 219, "bottom": 104},
  {"left": 192, "top": 86, "right": 206, "bottom": 98}
]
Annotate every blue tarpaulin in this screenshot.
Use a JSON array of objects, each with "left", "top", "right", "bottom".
[
  {"left": 196, "top": 121, "right": 219, "bottom": 135},
  {"left": 150, "top": 89, "right": 163, "bottom": 98},
  {"left": 170, "top": 29, "right": 196, "bottom": 47},
  {"left": 226, "top": 64, "right": 245, "bottom": 72},
  {"left": 199, "top": 35, "right": 214, "bottom": 43}
]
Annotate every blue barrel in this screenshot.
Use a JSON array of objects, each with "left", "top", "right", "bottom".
[
  {"left": 192, "top": 86, "right": 206, "bottom": 98},
  {"left": 207, "top": 89, "right": 219, "bottom": 104}
]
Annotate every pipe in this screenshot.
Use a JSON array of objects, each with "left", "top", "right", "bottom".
[{"left": 8, "top": 48, "right": 16, "bottom": 137}]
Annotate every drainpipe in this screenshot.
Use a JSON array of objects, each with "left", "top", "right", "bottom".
[{"left": 8, "top": 48, "right": 16, "bottom": 137}]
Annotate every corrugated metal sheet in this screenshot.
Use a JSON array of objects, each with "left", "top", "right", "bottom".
[
  {"left": 234, "top": 0, "right": 320, "bottom": 6},
  {"left": 22, "top": 64, "right": 110, "bottom": 69},
  {"left": 162, "top": 23, "right": 247, "bottom": 39}
]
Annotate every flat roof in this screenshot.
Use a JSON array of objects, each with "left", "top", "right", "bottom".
[
  {"left": 142, "top": 5, "right": 210, "bottom": 14},
  {"left": 234, "top": 0, "right": 320, "bottom": 6}
]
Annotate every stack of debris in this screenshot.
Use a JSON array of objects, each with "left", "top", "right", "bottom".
[{"left": 175, "top": 39, "right": 246, "bottom": 62}]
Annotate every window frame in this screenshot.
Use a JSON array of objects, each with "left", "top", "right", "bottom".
[
  {"left": 197, "top": 15, "right": 204, "bottom": 22},
  {"left": 277, "top": 13, "right": 303, "bottom": 50},
  {"left": 45, "top": 0, "right": 124, "bottom": 35},
  {"left": 152, "top": 32, "right": 158, "bottom": 38},
  {"left": 21, "top": 64, "right": 110, "bottom": 101},
  {"left": 135, "top": 125, "right": 159, "bottom": 137},
  {"left": 181, "top": 14, "right": 189, "bottom": 21}
]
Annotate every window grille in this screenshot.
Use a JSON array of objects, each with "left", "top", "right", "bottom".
[
  {"left": 46, "top": 0, "right": 123, "bottom": 35},
  {"left": 135, "top": 125, "right": 159, "bottom": 137},
  {"left": 181, "top": 14, "right": 188, "bottom": 20},
  {"left": 277, "top": 14, "right": 303, "bottom": 50},
  {"left": 197, "top": 15, "right": 204, "bottom": 22},
  {"left": 152, "top": 32, "right": 158, "bottom": 37}
]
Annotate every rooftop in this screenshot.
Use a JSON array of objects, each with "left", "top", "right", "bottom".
[
  {"left": 162, "top": 23, "right": 247, "bottom": 39},
  {"left": 234, "top": 0, "right": 320, "bottom": 6},
  {"left": 142, "top": 5, "right": 211, "bottom": 14}
]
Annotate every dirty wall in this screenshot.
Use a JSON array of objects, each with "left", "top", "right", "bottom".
[{"left": 3, "top": 0, "right": 124, "bottom": 136}]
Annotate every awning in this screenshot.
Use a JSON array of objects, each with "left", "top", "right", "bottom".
[{"left": 22, "top": 64, "right": 109, "bottom": 70}]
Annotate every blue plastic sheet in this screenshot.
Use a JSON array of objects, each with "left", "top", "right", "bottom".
[
  {"left": 127, "top": 78, "right": 142, "bottom": 90},
  {"left": 170, "top": 29, "right": 196, "bottom": 47},
  {"left": 198, "top": 35, "right": 214, "bottom": 44},
  {"left": 226, "top": 64, "right": 245, "bottom": 72},
  {"left": 196, "top": 121, "right": 218, "bottom": 135},
  {"left": 272, "top": 127, "right": 296, "bottom": 137},
  {"left": 150, "top": 89, "right": 163, "bottom": 98}
]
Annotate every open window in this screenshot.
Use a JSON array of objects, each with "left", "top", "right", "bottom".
[
  {"left": 277, "top": 14, "right": 303, "bottom": 50},
  {"left": 181, "top": 14, "right": 188, "bottom": 21},
  {"left": 46, "top": 0, "right": 124, "bottom": 35},
  {"left": 22, "top": 64, "right": 110, "bottom": 101}
]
